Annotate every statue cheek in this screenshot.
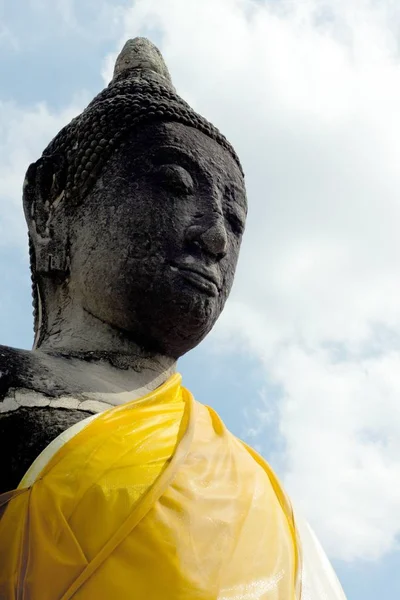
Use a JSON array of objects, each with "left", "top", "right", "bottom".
[{"left": 128, "top": 232, "right": 153, "bottom": 258}]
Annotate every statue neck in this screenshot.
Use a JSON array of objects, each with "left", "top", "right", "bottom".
[{"left": 34, "top": 288, "right": 177, "bottom": 404}]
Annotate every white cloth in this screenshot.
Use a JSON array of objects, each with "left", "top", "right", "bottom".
[{"left": 296, "top": 513, "right": 347, "bottom": 600}]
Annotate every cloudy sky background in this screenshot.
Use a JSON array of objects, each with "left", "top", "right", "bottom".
[{"left": 1, "top": 0, "right": 399, "bottom": 597}]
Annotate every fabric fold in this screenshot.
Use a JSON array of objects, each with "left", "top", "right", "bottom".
[{"left": 0, "top": 374, "right": 302, "bottom": 600}]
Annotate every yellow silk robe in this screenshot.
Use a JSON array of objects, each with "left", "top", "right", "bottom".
[{"left": 0, "top": 374, "right": 345, "bottom": 599}]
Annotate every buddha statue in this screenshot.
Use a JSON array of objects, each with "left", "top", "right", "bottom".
[{"left": 0, "top": 38, "right": 347, "bottom": 600}]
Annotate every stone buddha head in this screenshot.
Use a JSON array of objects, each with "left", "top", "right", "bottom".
[{"left": 23, "top": 38, "right": 247, "bottom": 359}]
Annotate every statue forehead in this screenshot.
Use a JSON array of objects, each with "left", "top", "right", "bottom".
[{"left": 110, "top": 121, "right": 245, "bottom": 184}]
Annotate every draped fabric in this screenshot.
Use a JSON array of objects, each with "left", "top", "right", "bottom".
[{"left": 0, "top": 374, "right": 343, "bottom": 599}]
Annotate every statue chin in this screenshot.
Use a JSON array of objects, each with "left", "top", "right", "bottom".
[
  {"left": 85, "top": 269, "right": 227, "bottom": 358},
  {"left": 143, "top": 292, "right": 222, "bottom": 358}
]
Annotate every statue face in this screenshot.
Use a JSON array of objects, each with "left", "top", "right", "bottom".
[{"left": 69, "top": 122, "right": 247, "bottom": 357}]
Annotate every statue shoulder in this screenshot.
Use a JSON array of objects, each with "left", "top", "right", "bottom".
[{"left": 0, "top": 345, "right": 33, "bottom": 401}]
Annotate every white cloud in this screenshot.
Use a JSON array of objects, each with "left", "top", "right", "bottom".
[
  {"left": 49, "top": 0, "right": 127, "bottom": 42},
  {"left": 3, "top": 0, "right": 127, "bottom": 47},
  {"left": 105, "top": 0, "right": 400, "bottom": 561},
  {"left": 0, "top": 23, "right": 19, "bottom": 51}
]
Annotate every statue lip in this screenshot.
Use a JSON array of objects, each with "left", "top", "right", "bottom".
[{"left": 170, "top": 262, "right": 221, "bottom": 296}]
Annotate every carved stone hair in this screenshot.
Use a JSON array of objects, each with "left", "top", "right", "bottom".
[{"left": 24, "top": 38, "right": 243, "bottom": 341}]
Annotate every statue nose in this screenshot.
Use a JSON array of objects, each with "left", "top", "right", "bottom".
[{"left": 186, "top": 216, "right": 228, "bottom": 259}]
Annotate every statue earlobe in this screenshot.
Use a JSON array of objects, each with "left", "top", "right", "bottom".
[
  {"left": 23, "top": 154, "right": 69, "bottom": 276},
  {"left": 23, "top": 155, "right": 66, "bottom": 230}
]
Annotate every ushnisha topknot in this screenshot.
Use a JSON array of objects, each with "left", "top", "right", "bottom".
[
  {"left": 112, "top": 37, "right": 176, "bottom": 89},
  {"left": 40, "top": 37, "right": 243, "bottom": 207}
]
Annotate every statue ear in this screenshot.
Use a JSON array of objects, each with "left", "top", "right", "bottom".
[{"left": 23, "top": 154, "right": 69, "bottom": 276}]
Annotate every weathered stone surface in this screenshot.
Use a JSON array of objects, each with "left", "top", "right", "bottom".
[
  {"left": 49, "top": 397, "right": 80, "bottom": 410},
  {"left": 0, "top": 396, "right": 18, "bottom": 414},
  {"left": 78, "top": 399, "right": 113, "bottom": 413},
  {"left": 0, "top": 407, "right": 93, "bottom": 492},
  {"left": 15, "top": 390, "right": 51, "bottom": 407}
]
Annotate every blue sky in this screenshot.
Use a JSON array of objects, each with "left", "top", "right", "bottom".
[{"left": 1, "top": 1, "right": 400, "bottom": 598}]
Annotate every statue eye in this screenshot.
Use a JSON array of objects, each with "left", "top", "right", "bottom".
[
  {"left": 224, "top": 185, "right": 246, "bottom": 236},
  {"left": 155, "top": 164, "right": 194, "bottom": 196},
  {"left": 225, "top": 206, "right": 246, "bottom": 236}
]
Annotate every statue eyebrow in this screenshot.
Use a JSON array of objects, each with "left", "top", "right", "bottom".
[
  {"left": 150, "top": 145, "right": 202, "bottom": 172},
  {"left": 148, "top": 145, "right": 246, "bottom": 206}
]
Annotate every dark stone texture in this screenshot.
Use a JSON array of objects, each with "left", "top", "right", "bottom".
[
  {"left": 0, "top": 407, "right": 92, "bottom": 492},
  {"left": 0, "top": 345, "right": 46, "bottom": 401},
  {"left": 68, "top": 122, "right": 246, "bottom": 357}
]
